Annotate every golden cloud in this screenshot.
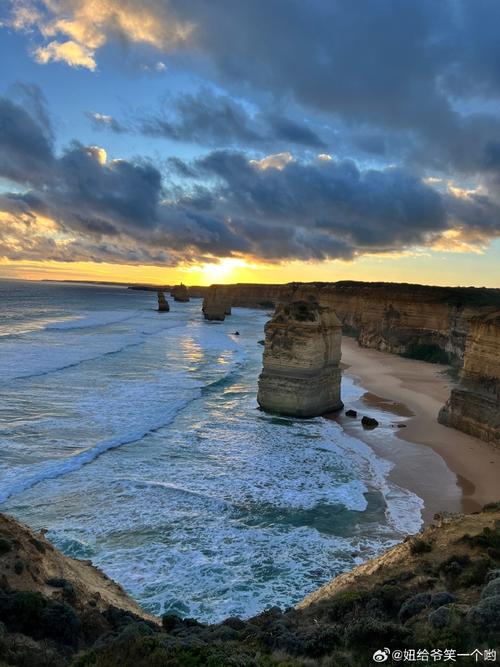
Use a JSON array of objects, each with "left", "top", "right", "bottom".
[
  {"left": 35, "top": 39, "right": 97, "bottom": 69},
  {"left": 250, "top": 152, "right": 293, "bottom": 171},
  {"left": 9, "top": 0, "right": 195, "bottom": 70}
]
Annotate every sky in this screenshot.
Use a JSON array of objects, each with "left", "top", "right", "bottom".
[{"left": 0, "top": 1, "right": 500, "bottom": 287}]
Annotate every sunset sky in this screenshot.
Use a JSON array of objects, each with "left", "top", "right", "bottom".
[{"left": 1, "top": 1, "right": 500, "bottom": 287}]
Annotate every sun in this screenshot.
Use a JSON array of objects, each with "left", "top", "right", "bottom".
[{"left": 199, "top": 258, "right": 247, "bottom": 284}]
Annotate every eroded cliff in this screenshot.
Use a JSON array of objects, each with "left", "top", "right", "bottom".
[
  {"left": 439, "top": 311, "right": 500, "bottom": 445},
  {"left": 202, "top": 281, "right": 500, "bottom": 365},
  {"left": 257, "top": 299, "right": 343, "bottom": 417}
]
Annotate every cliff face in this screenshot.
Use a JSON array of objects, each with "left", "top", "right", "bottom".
[
  {"left": 202, "top": 281, "right": 500, "bottom": 365},
  {"left": 202, "top": 284, "right": 288, "bottom": 318},
  {"left": 439, "top": 311, "right": 500, "bottom": 445},
  {"left": 257, "top": 299, "right": 343, "bottom": 417}
]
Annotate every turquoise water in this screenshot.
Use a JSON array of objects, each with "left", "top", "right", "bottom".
[{"left": 0, "top": 280, "right": 423, "bottom": 621}]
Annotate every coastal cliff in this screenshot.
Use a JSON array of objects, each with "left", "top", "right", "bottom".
[
  {"left": 2, "top": 505, "right": 499, "bottom": 666},
  {"left": 439, "top": 311, "right": 500, "bottom": 445},
  {"left": 257, "top": 299, "right": 343, "bottom": 417},
  {"left": 202, "top": 280, "right": 500, "bottom": 444},
  {"left": 202, "top": 281, "right": 500, "bottom": 365}
]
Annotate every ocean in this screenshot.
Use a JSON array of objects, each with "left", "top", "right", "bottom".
[{"left": 0, "top": 280, "right": 423, "bottom": 622}]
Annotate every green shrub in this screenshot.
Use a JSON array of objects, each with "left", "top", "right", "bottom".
[
  {"left": 344, "top": 618, "right": 409, "bottom": 649},
  {"left": 326, "top": 590, "right": 368, "bottom": 621},
  {"left": 410, "top": 539, "right": 432, "bottom": 555}
]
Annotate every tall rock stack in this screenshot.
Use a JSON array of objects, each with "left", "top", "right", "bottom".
[
  {"left": 172, "top": 284, "right": 190, "bottom": 302},
  {"left": 202, "top": 287, "right": 232, "bottom": 321},
  {"left": 439, "top": 310, "right": 500, "bottom": 444},
  {"left": 257, "top": 299, "right": 343, "bottom": 417},
  {"left": 157, "top": 290, "right": 170, "bottom": 312}
]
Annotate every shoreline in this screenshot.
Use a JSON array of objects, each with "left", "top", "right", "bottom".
[{"left": 333, "top": 337, "right": 500, "bottom": 525}]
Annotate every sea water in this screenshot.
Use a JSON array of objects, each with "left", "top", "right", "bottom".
[{"left": 0, "top": 280, "right": 423, "bottom": 621}]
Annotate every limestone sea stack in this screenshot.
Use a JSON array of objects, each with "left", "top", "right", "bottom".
[
  {"left": 171, "top": 284, "right": 190, "bottom": 302},
  {"left": 257, "top": 299, "right": 343, "bottom": 417},
  {"left": 202, "top": 286, "right": 232, "bottom": 321},
  {"left": 439, "top": 310, "right": 500, "bottom": 444},
  {"left": 157, "top": 290, "right": 169, "bottom": 312}
]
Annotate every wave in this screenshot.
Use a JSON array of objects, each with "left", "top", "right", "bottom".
[
  {"left": 45, "top": 310, "right": 142, "bottom": 330},
  {"left": 0, "top": 336, "right": 245, "bottom": 504},
  {"left": 322, "top": 420, "right": 424, "bottom": 534},
  {"left": 0, "top": 321, "right": 185, "bottom": 384},
  {"left": 0, "top": 398, "right": 192, "bottom": 504}
]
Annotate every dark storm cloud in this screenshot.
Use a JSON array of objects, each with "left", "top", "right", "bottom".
[
  {"left": 187, "top": 150, "right": 450, "bottom": 257},
  {"left": 0, "top": 96, "right": 54, "bottom": 186},
  {"left": 157, "top": 0, "right": 500, "bottom": 177}
]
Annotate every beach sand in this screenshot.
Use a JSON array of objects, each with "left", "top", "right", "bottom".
[{"left": 333, "top": 337, "right": 500, "bottom": 524}]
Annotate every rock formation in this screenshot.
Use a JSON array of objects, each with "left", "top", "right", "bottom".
[
  {"left": 257, "top": 299, "right": 343, "bottom": 417},
  {"left": 202, "top": 286, "right": 232, "bottom": 321},
  {"left": 201, "top": 281, "right": 500, "bottom": 365},
  {"left": 157, "top": 290, "right": 169, "bottom": 312},
  {"left": 171, "top": 283, "right": 190, "bottom": 302},
  {"left": 439, "top": 310, "right": 500, "bottom": 445}
]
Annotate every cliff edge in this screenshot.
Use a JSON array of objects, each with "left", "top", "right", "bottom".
[{"left": 2, "top": 506, "right": 499, "bottom": 665}]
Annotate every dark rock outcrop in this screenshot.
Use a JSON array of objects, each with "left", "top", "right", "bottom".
[
  {"left": 257, "top": 299, "right": 343, "bottom": 417},
  {"left": 171, "top": 284, "right": 190, "bottom": 302},
  {"left": 157, "top": 290, "right": 169, "bottom": 312},
  {"left": 345, "top": 409, "right": 357, "bottom": 417},
  {"left": 361, "top": 416, "right": 379, "bottom": 429}
]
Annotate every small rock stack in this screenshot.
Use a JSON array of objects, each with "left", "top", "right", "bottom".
[
  {"left": 157, "top": 290, "right": 170, "bottom": 312},
  {"left": 172, "top": 284, "right": 190, "bottom": 302}
]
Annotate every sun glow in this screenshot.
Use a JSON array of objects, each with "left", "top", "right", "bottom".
[{"left": 191, "top": 258, "right": 252, "bottom": 284}]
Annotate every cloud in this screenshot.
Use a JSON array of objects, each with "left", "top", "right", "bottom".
[
  {"left": 0, "top": 95, "right": 54, "bottom": 186},
  {"left": 91, "top": 88, "right": 326, "bottom": 150},
  {"left": 250, "top": 152, "right": 293, "bottom": 171},
  {"left": 6, "top": 0, "right": 193, "bottom": 70},
  {"left": 1, "top": 90, "right": 499, "bottom": 269},
  {"left": 34, "top": 39, "right": 97, "bottom": 69},
  {"left": 86, "top": 111, "right": 127, "bottom": 133},
  {"left": 7, "top": 1, "right": 500, "bottom": 181}
]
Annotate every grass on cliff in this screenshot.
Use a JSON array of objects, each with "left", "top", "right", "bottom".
[{"left": 2, "top": 508, "right": 500, "bottom": 667}]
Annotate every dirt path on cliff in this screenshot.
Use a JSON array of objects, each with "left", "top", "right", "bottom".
[{"left": 339, "top": 337, "right": 500, "bottom": 520}]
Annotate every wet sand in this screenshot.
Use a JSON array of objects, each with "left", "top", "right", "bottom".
[{"left": 335, "top": 337, "right": 500, "bottom": 525}]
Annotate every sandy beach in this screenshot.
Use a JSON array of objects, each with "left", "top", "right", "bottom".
[{"left": 336, "top": 337, "right": 500, "bottom": 523}]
